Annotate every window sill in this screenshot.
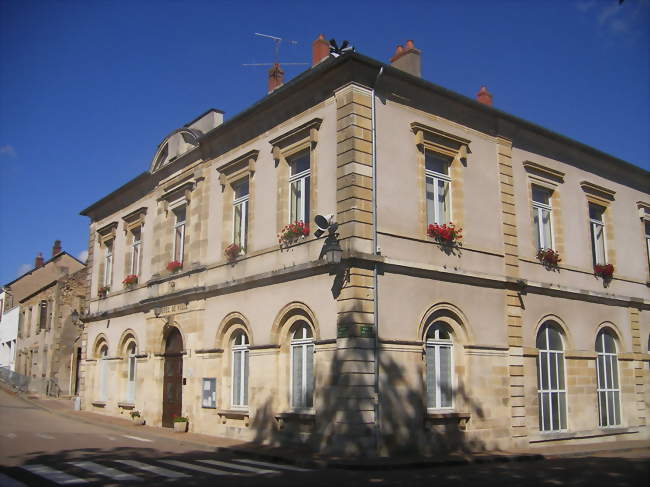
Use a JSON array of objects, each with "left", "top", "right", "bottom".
[
  {"left": 117, "top": 402, "right": 135, "bottom": 409},
  {"left": 274, "top": 411, "right": 316, "bottom": 430},
  {"left": 529, "top": 427, "right": 638, "bottom": 443},
  {"left": 425, "top": 411, "right": 471, "bottom": 430},
  {"left": 217, "top": 409, "right": 250, "bottom": 426},
  {"left": 91, "top": 401, "right": 106, "bottom": 408}
]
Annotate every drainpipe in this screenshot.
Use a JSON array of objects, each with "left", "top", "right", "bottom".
[{"left": 371, "top": 66, "right": 384, "bottom": 456}]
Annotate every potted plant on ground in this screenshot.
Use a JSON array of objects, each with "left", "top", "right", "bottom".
[
  {"left": 98, "top": 286, "right": 110, "bottom": 299},
  {"left": 123, "top": 274, "right": 138, "bottom": 288},
  {"left": 224, "top": 243, "right": 241, "bottom": 263},
  {"left": 537, "top": 248, "right": 561, "bottom": 269},
  {"left": 427, "top": 222, "right": 463, "bottom": 246},
  {"left": 166, "top": 260, "right": 183, "bottom": 273},
  {"left": 131, "top": 410, "right": 145, "bottom": 425},
  {"left": 278, "top": 221, "right": 310, "bottom": 248},
  {"left": 173, "top": 414, "right": 188, "bottom": 432}
]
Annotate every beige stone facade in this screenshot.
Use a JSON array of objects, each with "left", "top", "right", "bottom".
[
  {"left": 79, "top": 50, "right": 649, "bottom": 456},
  {"left": 9, "top": 249, "right": 86, "bottom": 396}
]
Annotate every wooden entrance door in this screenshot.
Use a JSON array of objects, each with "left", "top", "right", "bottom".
[{"left": 162, "top": 328, "right": 183, "bottom": 428}]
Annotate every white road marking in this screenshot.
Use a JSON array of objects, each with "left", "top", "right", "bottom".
[
  {"left": 68, "top": 461, "right": 141, "bottom": 482},
  {"left": 3, "top": 433, "right": 17, "bottom": 439},
  {"left": 122, "top": 435, "right": 153, "bottom": 443},
  {"left": 234, "top": 458, "right": 313, "bottom": 471},
  {"left": 159, "top": 459, "right": 243, "bottom": 476},
  {"left": 114, "top": 460, "right": 189, "bottom": 479},
  {"left": 0, "top": 472, "right": 28, "bottom": 487},
  {"left": 35, "top": 433, "right": 55, "bottom": 440},
  {"left": 21, "top": 464, "right": 87, "bottom": 485},
  {"left": 197, "top": 459, "right": 276, "bottom": 474},
  {"left": 106, "top": 436, "right": 116, "bottom": 441}
]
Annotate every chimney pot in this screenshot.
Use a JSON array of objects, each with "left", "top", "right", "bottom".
[
  {"left": 267, "top": 63, "right": 285, "bottom": 94},
  {"left": 52, "top": 240, "right": 62, "bottom": 257},
  {"left": 476, "top": 86, "right": 493, "bottom": 107},
  {"left": 35, "top": 252, "right": 44, "bottom": 268},
  {"left": 312, "top": 33, "right": 330, "bottom": 66},
  {"left": 390, "top": 40, "right": 421, "bottom": 77}
]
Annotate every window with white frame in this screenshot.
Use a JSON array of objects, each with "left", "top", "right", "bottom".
[
  {"left": 231, "top": 330, "right": 249, "bottom": 408},
  {"left": 172, "top": 205, "right": 186, "bottom": 263},
  {"left": 425, "top": 149, "right": 452, "bottom": 225},
  {"left": 644, "top": 220, "right": 650, "bottom": 271},
  {"left": 130, "top": 227, "right": 142, "bottom": 276},
  {"left": 126, "top": 341, "right": 136, "bottom": 404},
  {"left": 589, "top": 203, "right": 606, "bottom": 265},
  {"left": 38, "top": 300, "right": 48, "bottom": 331},
  {"left": 532, "top": 186, "right": 553, "bottom": 250},
  {"left": 103, "top": 240, "right": 114, "bottom": 288},
  {"left": 291, "top": 322, "right": 314, "bottom": 409},
  {"left": 98, "top": 344, "right": 108, "bottom": 402},
  {"left": 288, "top": 150, "right": 310, "bottom": 224},
  {"left": 596, "top": 330, "right": 621, "bottom": 427},
  {"left": 233, "top": 180, "right": 249, "bottom": 252},
  {"left": 536, "top": 323, "right": 567, "bottom": 432},
  {"left": 425, "top": 322, "right": 453, "bottom": 409}
]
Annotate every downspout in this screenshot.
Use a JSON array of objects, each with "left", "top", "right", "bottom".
[{"left": 372, "top": 66, "right": 384, "bottom": 456}]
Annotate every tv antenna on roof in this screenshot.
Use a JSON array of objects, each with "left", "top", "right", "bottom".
[{"left": 242, "top": 32, "right": 309, "bottom": 67}]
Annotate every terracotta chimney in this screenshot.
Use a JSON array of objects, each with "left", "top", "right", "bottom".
[
  {"left": 312, "top": 34, "right": 329, "bottom": 66},
  {"left": 268, "top": 63, "right": 285, "bottom": 94},
  {"left": 390, "top": 40, "right": 421, "bottom": 77},
  {"left": 52, "top": 240, "right": 62, "bottom": 257},
  {"left": 476, "top": 86, "right": 493, "bottom": 107},
  {"left": 35, "top": 252, "right": 44, "bottom": 268}
]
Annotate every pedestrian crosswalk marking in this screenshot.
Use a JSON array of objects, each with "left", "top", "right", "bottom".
[
  {"left": 114, "top": 460, "right": 190, "bottom": 479},
  {"left": 35, "top": 433, "right": 55, "bottom": 440},
  {"left": 0, "top": 472, "right": 28, "bottom": 487},
  {"left": 234, "top": 458, "right": 313, "bottom": 472},
  {"left": 3, "top": 433, "right": 17, "bottom": 439},
  {"left": 159, "top": 459, "right": 244, "bottom": 476},
  {"left": 122, "top": 435, "right": 153, "bottom": 443},
  {"left": 68, "top": 461, "right": 140, "bottom": 481},
  {"left": 197, "top": 459, "right": 277, "bottom": 474},
  {"left": 21, "top": 465, "right": 87, "bottom": 485}
]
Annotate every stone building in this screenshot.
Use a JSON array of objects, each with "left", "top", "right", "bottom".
[
  {"left": 79, "top": 37, "right": 649, "bottom": 456},
  {"left": 9, "top": 241, "right": 86, "bottom": 395}
]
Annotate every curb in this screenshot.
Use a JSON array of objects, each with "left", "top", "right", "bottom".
[{"left": 3, "top": 386, "right": 647, "bottom": 470}]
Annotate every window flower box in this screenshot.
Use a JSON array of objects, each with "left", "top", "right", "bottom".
[
  {"left": 224, "top": 243, "right": 241, "bottom": 263},
  {"left": 427, "top": 222, "right": 463, "bottom": 246},
  {"left": 278, "top": 221, "right": 309, "bottom": 248},
  {"left": 537, "top": 248, "right": 561, "bottom": 269},
  {"left": 166, "top": 260, "right": 183, "bottom": 273},
  {"left": 122, "top": 274, "right": 138, "bottom": 287},
  {"left": 594, "top": 263, "right": 614, "bottom": 280},
  {"left": 98, "top": 286, "right": 110, "bottom": 299}
]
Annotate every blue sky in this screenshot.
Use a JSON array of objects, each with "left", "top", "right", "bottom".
[{"left": 0, "top": 0, "right": 648, "bottom": 286}]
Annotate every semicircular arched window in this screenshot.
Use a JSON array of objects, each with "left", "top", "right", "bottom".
[
  {"left": 231, "top": 330, "right": 249, "bottom": 408},
  {"left": 290, "top": 322, "right": 314, "bottom": 409},
  {"left": 596, "top": 329, "right": 621, "bottom": 427},
  {"left": 126, "top": 341, "right": 137, "bottom": 404},
  {"left": 536, "top": 322, "right": 567, "bottom": 432},
  {"left": 425, "top": 322, "right": 453, "bottom": 409},
  {"left": 97, "top": 344, "right": 109, "bottom": 403}
]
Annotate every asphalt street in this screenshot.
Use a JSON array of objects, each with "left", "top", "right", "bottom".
[{"left": 0, "top": 389, "right": 648, "bottom": 486}]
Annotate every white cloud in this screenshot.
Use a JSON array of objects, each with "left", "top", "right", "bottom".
[
  {"left": 0, "top": 145, "right": 16, "bottom": 158},
  {"left": 77, "top": 249, "right": 88, "bottom": 263},
  {"left": 576, "top": 1, "right": 596, "bottom": 12},
  {"left": 598, "top": 3, "right": 620, "bottom": 25},
  {"left": 16, "top": 263, "right": 31, "bottom": 277}
]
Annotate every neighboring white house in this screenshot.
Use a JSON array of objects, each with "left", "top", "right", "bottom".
[{"left": 0, "top": 288, "right": 19, "bottom": 371}]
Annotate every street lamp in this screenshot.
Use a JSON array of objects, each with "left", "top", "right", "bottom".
[{"left": 315, "top": 215, "right": 342, "bottom": 265}]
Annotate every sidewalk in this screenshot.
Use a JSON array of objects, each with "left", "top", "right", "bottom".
[{"left": 8, "top": 388, "right": 650, "bottom": 470}]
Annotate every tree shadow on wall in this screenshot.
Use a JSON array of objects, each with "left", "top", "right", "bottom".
[{"left": 245, "top": 341, "right": 489, "bottom": 460}]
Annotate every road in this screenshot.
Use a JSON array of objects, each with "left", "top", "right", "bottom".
[{"left": 0, "top": 388, "right": 648, "bottom": 486}]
